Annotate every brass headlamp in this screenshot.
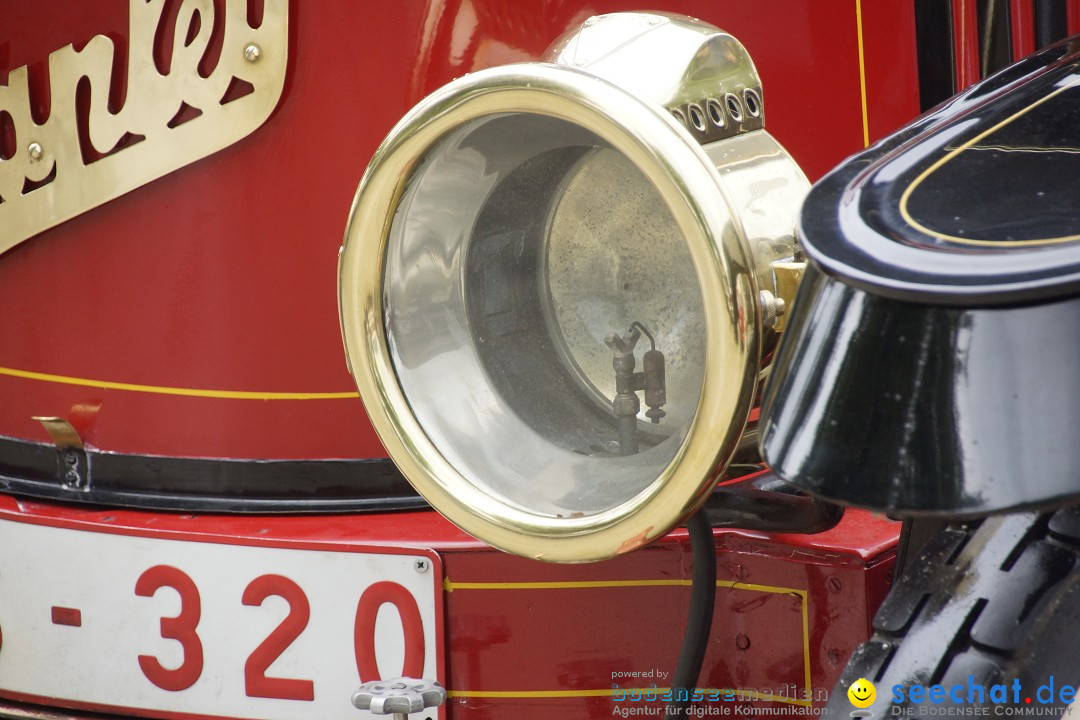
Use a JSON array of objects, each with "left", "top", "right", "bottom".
[{"left": 339, "top": 12, "right": 807, "bottom": 562}]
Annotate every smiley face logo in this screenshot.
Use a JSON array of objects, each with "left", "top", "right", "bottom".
[{"left": 847, "top": 678, "right": 876, "bottom": 708}]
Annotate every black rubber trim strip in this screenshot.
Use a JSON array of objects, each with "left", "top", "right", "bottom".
[{"left": 0, "top": 435, "right": 425, "bottom": 514}]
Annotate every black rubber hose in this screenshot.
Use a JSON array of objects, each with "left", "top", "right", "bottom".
[{"left": 665, "top": 508, "right": 717, "bottom": 720}]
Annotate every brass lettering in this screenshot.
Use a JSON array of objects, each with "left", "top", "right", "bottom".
[{"left": 0, "top": 0, "right": 288, "bottom": 253}]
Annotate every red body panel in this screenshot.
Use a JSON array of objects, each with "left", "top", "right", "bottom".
[
  {"left": 0, "top": 2, "right": 920, "bottom": 718},
  {"left": 0, "top": 0, "right": 919, "bottom": 460}
]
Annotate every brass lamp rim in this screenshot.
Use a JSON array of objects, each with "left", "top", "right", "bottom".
[{"left": 339, "top": 63, "right": 760, "bottom": 562}]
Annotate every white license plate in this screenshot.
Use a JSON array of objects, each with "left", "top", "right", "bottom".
[{"left": 0, "top": 517, "right": 443, "bottom": 720}]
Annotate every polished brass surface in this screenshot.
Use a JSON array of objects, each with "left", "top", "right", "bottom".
[
  {"left": 771, "top": 262, "right": 807, "bottom": 333},
  {"left": 703, "top": 132, "right": 808, "bottom": 348},
  {"left": 0, "top": 0, "right": 288, "bottom": 254},
  {"left": 31, "top": 417, "right": 84, "bottom": 451},
  {"left": 339, "top": 13, "right": 806, "bottom": 562},
  {"left": 545, "top": 13, "right": 765, "bottom": 144}
]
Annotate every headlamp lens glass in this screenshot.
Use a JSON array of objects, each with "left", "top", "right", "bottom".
[{"left": 383, "top": 113, "right": 705, "bottom": 517}]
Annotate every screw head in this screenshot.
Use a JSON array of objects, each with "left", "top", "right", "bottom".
[
  {"left": 414, "top": 558, "right": 430, "bottom": 573},
  {"left": 27, "top": 142, "right": 43, "bottom": 161},
  {"left": 827, "top": 576, "right": 843, "bottom": 594},
  {"left": 760, "top": 290, "right": 779, "bottom": 328},
  {"left": 243, "top": 43, "right": 262, "bottom": 62},
  {"left": 735, "top": 634, "right": 751, "bottom": 651}
]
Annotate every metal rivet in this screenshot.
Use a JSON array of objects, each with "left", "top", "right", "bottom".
[
  {"left": 736, "top": 634, "right": 751, "bottom": 651},
  {"left": 244, "top": 43, "right": 262, "bottom": 62},
  {"left": 28, "top": 142, "right": 43, "bottom": 161},
  {"left": 414, "top": 558, "right": 430, "bottom": 573}
]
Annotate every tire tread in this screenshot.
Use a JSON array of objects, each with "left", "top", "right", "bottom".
[{"left": 828, "top": 508, "right": 1080, "bottom": 713}]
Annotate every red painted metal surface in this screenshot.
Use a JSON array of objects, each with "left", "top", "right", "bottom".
[
  {"left": 859, "top": 2, "right": 921, "bottom": 145},
  {"left": 952, "top": 0, "right": 981, "bottom": 92},
  {"left": 0, "top": 0, "right": 922, "bottom": 461},
  {"left": 0, "top": 496, "right": 897, "bottom": 718},
  {"left": 1011, "top": 0, "right": 1036, "bottom": 61},
  {"left": 0, "top": 2, "right": 922, "bottom": 718}
]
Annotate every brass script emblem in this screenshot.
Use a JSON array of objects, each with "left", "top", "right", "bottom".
[{"left": 0, "top": 0, "right": 288, "bottom": 254}]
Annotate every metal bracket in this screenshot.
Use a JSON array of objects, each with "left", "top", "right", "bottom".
[
  {"left": 704, "top": 470, "right": 842, "bottom": 535},
  {"left": 32, "top": 416, "right": 91, "bottom": 491},
  {"left": 771, "top": 260, "right": 806, "bottom": 333}
]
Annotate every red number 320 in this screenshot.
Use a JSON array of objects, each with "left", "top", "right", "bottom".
[{"left": 134, "top": 565, "right": 426, "bottom": 699}]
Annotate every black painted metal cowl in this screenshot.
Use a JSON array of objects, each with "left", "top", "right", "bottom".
[{"left": 761, "top": 37, "right": 1080, "bottom": 517}]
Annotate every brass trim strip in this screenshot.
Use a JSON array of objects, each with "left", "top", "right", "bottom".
[
  {"left": 443, "top": 576, "right": 813, "bottom": 703},
  {"left": 899, "top": 78, "right": 1080, "bottom": 246},
  {"left": 446, "top": 687, "right": 812, "bottom": 705},
  {"left": 443, "top": 578, "right": 806, "bottom": 595},
  {"left": 0, "top": 366, "right": 358, "bottom": 400},
  {"left": 960, "top": 143, "right": 1080, "bottom": 154},
  {"left": 856, "top": 0, "right": 870, "bottom": 147},
  {"left": 800, "top": 580, "right": 812, "bottom": 701},
  {"left": 448, "top": 689, "right": 615, "bottom": 699}
]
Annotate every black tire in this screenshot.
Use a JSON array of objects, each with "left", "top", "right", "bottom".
[{"left": 828, "top": 508, "right": 1080, "bottom": 714}]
